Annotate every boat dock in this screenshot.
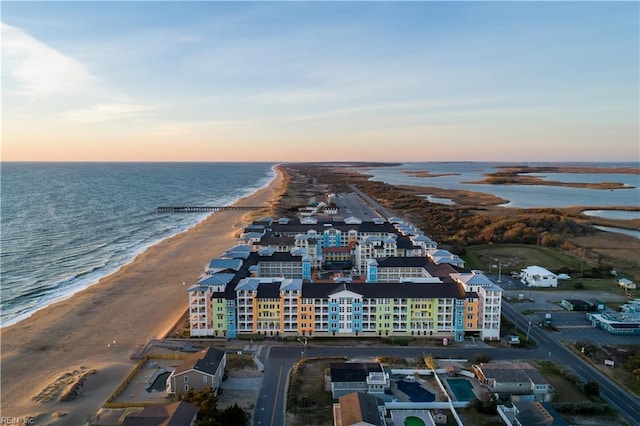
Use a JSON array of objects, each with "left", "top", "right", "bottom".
[{"left": 157, "top": 206, "right": 263, "bottom": 213}]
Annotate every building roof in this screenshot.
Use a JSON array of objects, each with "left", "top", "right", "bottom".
[
  {"left": 266, "top": 219, "right": 397, "bottom": 235},
  {"left": 376, "top": 256, "right": 431, "bottom": 268},
  {"left": 257, "top": 251, "right": 304, "bottom": 262},
  {"left": 522, "top": 266, "right": 557, "bottom": 277},
  {"left": 450, "top": 272, "right": 494, "bottom": 286},
  {"left": 331, "top": 362, "right": 383, "bottom": 383},
  {"left": 197, "top": 273, "right": 235, "bottom": 286},
  {"left": 302, "top": 282, "right": 464, "bottom": 299},
  {"left": 338, "top": 392, "right": 384, "bottom": 426},
  {"left": 122, "top": 401, "right": 199, "bottom": 426},
  {"left": 477, "top": 362, "right": 548, "bottom": 385},
  {"left": 173, "top": 347, "right": 225, "bottom": 377},
  {"left": 206, "top": 258, "right": 243, "bottom": 273},
  {"left": 513, "top": 401, "right": 569, "bottom": 426}
]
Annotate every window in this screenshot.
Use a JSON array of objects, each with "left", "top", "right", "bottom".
[
  {"left": 184, "top": 376, "right": 189, "bottom": 383},
  {"left": 184, "top": 384, "right": 189, "bottom": 391},
  {"left": 203, "top": 376, "right": 207, "bottom": 383}
]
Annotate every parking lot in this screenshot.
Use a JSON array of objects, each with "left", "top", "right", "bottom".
[{"left": 502, "top": 287, "right": 640, "bottom": 345}]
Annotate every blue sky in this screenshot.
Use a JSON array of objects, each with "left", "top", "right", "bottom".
[{"left": 2, "top": 1, "right": 638, "bottom": 162}]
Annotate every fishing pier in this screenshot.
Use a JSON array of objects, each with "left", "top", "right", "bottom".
[{"left": 157, "top": 206, "right": 263, "bottom": 213}]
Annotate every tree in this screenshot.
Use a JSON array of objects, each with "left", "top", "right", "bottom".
[
  {"left": 219, "top": 403, "right": 250, "bottom": 426},
  {"left": 584, "top": 381, "right": 600, "bottom": 398}
]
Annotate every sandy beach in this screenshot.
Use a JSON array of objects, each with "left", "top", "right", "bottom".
[{"left": 0, "top": 166, "right": 285, "bottom": 424}]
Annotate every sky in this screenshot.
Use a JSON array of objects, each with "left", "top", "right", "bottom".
[{"left": 1, "top": 1, "right": 638, "bottom": 162}]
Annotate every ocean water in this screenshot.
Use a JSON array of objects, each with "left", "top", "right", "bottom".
[
  {"left": 0, "top": 162, "right": 276, "bottom": 327},
  {"left": 364, "top": 162, "right": 640, "bottom": 209}
]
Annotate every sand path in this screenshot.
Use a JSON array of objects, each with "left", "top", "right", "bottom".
[{"left": 0, "top": 166, "right": 284, "bottom": 424}]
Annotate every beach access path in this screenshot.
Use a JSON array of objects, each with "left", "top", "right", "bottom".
[{"left": 0, "top": 167, "right": 284, "bottom": 425}]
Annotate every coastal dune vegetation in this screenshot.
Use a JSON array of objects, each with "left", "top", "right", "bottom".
[{"left": 278, "top": 163, "right": 639, "bottom": 280}]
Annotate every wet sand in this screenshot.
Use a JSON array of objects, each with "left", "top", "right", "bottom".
[{"left": 0, "top": 166, "right": 284, "bottom": 424}]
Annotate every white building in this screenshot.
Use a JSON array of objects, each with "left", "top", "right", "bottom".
[
  {"left": 520, "top": 266, "right": 558, "bottom": 288},
  {"left": 451, "top": 271, "right": 503, "bottom": 340}
]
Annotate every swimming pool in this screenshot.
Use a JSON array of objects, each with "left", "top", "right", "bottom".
[
  {"left": 396, "top": 380, "right": 435, "bottom": 402},
  {"left": 447, "top": 378, "right": 475, "bottom": 401},
  {"left": 146, "top": 371, "right": 170, "bottom": 392}
]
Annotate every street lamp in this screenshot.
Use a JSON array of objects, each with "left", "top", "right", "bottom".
[
  {"left": 494, "top": 259, "right": 502, "bottom": 283},
  {"left": 297, "top": 337, "right": 308, "bottom": 358}
]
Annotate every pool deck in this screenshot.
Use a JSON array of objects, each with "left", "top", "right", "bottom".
[
  {"left": 390, "top": 409, "right": 437, "bottom": 426},
  {"left": 111, "top": 358, "right": 179, "bottom": 404}
]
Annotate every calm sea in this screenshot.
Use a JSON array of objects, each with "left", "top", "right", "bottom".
[
  {"left": 0, "top": 162, "right": 276, "bottom": 327},
  {"left": 364, "top": 162, "right": 640, "bottom": 209}
]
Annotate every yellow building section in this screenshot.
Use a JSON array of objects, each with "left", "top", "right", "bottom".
[
  {"left": 408, "top": 298, "right": 437, "bottom": 332},
  {"left": 212, "top": 298, "right": 227, "bottom": 333},
  {"left": 464, "top": 296, "right": 480, "bottom": 330},
  {"left": 297, "top": 301, "right": 315, "bottom": 334},
  {"left": 257, "top": 298, "right": 280, "bottom": 334}
]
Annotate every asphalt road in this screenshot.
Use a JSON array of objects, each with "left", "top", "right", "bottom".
[
  {"left": 502, "top": 302, "right": 640, "bottom": 426},
  {"left": 254, "top": 324, "right": 640, "bottom": 426},
  {"left": 253, "top": 344, "right": 548, "bottom": 426}
]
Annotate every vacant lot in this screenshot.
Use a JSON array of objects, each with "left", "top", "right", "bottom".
[
  {"left": 463, "top": 244, "right": 581, "bottom": 273},
  {"left": 286, "top": 358, "right": 341, "bottom": 426}
]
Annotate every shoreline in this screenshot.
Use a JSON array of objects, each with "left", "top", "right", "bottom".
[
  {"left": 0, "top": 165, "right": 278, "bottom": 329},
  {"left": 0, "top": 166, "right": 285, "bottom": 424}
]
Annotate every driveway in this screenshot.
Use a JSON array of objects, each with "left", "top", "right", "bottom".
[{"left": 220, "top": 377, "right": 263, "bottom": 390}]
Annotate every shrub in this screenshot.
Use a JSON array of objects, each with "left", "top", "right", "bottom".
[{"left": 474, "top": 353, "right": 491, "bottom": 364}]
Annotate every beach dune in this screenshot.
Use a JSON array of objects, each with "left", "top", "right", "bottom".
[{"left": 0, "top": 167, "right": 284, "bottom": 424}]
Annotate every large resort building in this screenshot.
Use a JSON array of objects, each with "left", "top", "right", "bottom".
[{"left": 188, "top": 214, "right": 502, "bottom": 341}]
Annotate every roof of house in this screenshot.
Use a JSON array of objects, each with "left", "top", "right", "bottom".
[
  {"left": 331, "top": 362, "right": 383, "bottom": 383},
  {"left": 173, "top": 347, "right": 225, "bottom": 377},
  {"left": 477, "top": 362, "right": 548, "bottom": 385},
  {"left": 513, "top": 401, "right": 569, "bottom": 426},
  {"left": 338, "top": 392, "right": 384, "bottom": 426},
  {"left": 522, "top": 266, "right": 556, "bottom": 276},
  {"left": 122, "top": 401, "right": 198, "bottom": 426}
]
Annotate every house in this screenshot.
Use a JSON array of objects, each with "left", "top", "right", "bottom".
[
  {"left": 497, "top": 401, "right": 568, "bottom": 426},
  {"left": 333, "top": 391, "right": 386, "bottom": 426},
  {"left": 520, "top": 266, "right": 558, "bottom": 288},
  {"left": 329, "top": 362, "right": 390, "bottom": 399},
  {"left": 167, "top": 347, "right": 226, "bottom": 398},
  {"left": 473, "top": 362, "right": 554, "bottom": 402},
  {"left": 618, "top": 278, "right": 637, "bottom": 290},
  {"left": 121, "top": 401, "right": 198, "bottom": 426}
]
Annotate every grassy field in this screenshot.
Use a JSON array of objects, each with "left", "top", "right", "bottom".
[{"left": 462, "top": 244, "right": 583, "bottom": 273}]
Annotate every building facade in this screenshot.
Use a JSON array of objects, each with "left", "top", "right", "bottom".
[{"left": 187, "top": 217, "right": 502, "bottom": 341}]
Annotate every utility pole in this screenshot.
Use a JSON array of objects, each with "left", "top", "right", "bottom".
[{"left": 526, "top": 320, "right": 531, "bottom": 344}]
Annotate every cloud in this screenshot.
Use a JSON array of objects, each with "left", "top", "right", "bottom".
[
  {"left": 1, "top": 22, "right": 98, "bottom": 98},
  {"left": 61, "top": 102, "right": 159, "bottom": 123},
  {"left": 2, "top": 22, "right": 160, "bottom": 123}
]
